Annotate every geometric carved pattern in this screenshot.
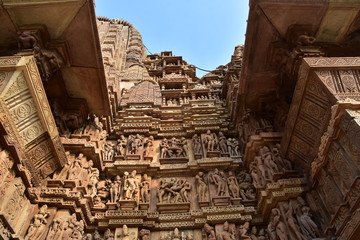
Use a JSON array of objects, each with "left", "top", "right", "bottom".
[
  {"left": 0, "top": 56, "right": 66, "bottom": 183},
  {"left": 282, "top": 57, "right": 360, "bottom": 170}
]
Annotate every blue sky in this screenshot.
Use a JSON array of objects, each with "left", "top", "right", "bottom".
[{"left": 95, "top": 0, "right": 249, "bottom": 77}]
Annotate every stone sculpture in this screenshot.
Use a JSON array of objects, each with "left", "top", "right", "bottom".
[
  {"left": 227, "top": 171, "right": 240, "bottom": 199},
  {"left": 239, "top": 222, "right": 251, "bottom": 240},
  {"left": 271, "top": 208, "right": 289, "bottom": 240},
  {"left": 196, "top": 171, "right": 209, "bottom": 202},
  {"left": 210, "top": 168, "right": 227, "bottom": 197},
  {"left": 203, "top": 223, "right": 216, "bottom": 240},
  {"left": 203, "top": 130, "right": 219, "bottom": 152},
  {"left": 139, "top": 229, "right": 150, "bottom": 240},
  {"left": 104, "top": 142, "right": 115, "bottom": 161},
  {"left": 110, "top": 175, "right": 122, "bottom": 203},
  {"left": 123, "top": 170, "right": 139, "bottom": 201},
  {"left": 192, "top": 134, "right": 202, "bottom": 156},
  {"left": 116, "top": 135, "right": 128, "bottom": 156},
  {"left": 68, "top": 153, "right": 84, "bottom": 181},
  {"left": 216, "top": 221, "right": 236, "bottom": 240},
  {"left": 140, "top": 174, "right": 151, "bottom": 203},
  {"left": 158, "top": 178, "right": 191, "bottom": 203},
  {"left": 25, "top": 205, "right": 49, "bottom": 240}
]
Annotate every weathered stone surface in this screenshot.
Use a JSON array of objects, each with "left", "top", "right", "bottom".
[{"left": 0, "top": 0, "right": 360, "bottom": 239}]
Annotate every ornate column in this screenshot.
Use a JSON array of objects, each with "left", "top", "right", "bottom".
[{"left": 0, "top": 56, "right": 67, "bottom": 185}]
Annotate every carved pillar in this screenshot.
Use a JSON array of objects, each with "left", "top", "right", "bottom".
[
  {"left": 282, "top": 57, "right": 360, "bottom": 171},
  {"left": 0, "top": 56, "right": 67, "bottom": 185}
]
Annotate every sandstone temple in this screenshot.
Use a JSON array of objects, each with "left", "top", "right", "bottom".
[{"left": 0, "top": 0, "right": 360, "bottom": 239}]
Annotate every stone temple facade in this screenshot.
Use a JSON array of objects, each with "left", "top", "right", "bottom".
[{"left": 0, "top": 0, "right": 360, "bottom": 239}]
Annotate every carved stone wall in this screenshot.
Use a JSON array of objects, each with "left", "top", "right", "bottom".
[
  {"left": 2, "top": 2, "right": 360, "bottom": 239},
  {"left": 282, "top": 57, "right": 360, "bottom": 171}
]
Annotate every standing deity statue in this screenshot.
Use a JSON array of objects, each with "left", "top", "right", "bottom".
[
  {"left": 144, "top": 136, "right": 154, "bottom": 157},
  {"left": 249, "top": 226, "right": 258, "bottom": 240},
  {"left": 196, "top": 171, "right": 209, "bottom": 202},
  {"left": 192, "top": 134, "right": 202, "bottom": 155},
  {"left": 173, "top": 228, "right": 180, "bottom": 240},
  {"left": 123, "top": 170, "right": 139, "bottom": 201},
  {"left": 283, "top": 201, "right": 305, "bottom": 240},
  {"left": 272, "top": 208, "right": 289, "bottom": 240},
  {"left": 110, "top": 175, "right": 122, "bottom": 203},
  {"left": 210, "top": 168, "right": 227, "bottom": 197},
  {"left": 128, "top": 134, "right": 144, "bottom": 155},
  {"left": 88, "top": 166, "right": 100, "bottom": 197},
  {"left": 93, "top": 229, "right": 102, "bottom": 240},
  {"left": 47, "top": 217, "right": 65, "bottom": 240},
  {"left": 227, "top": 171, "right": 240, "bottom": 199},
  {"left": 140, "top": 174, "right": 151, "bottom": 203},
  {"left": 261, "top": 146, "right": 279, "bottom": 179},
  {"left": 218, "top": 132, "right": 228, "bottom": 154},
  {"left": 116, "top": 135, "right": 128, "bottom": 156},
  {"left": 272, "top": 144, "right": 292, "bottom": 171}
]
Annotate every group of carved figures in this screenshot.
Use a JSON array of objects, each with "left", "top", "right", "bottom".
[
  {"left": 160, "top": 137, "right": 188, "bottom": 159},
  {"left": 250, "top": 144, "right": 292, "bottom": 188},
  {"left": 202, "top": 221, "right": 267, "bottom": 240},
  {"left": 53, "top": 153, "right": 100, "bottom": 196},
  {"left": 157, "top": 178, "right": 192, "bottom": 203},
  {"left": 104, "top": 134, "right": 154, "bottom": 161},
  {"left": 94, "top": 171, "right": 151, "bottom": 207},
  {"left": 26, "top": 209, "right": 140, "bottom": 240},
  {"left": 103, "top": 132, "right": 242, "bottom": 162},
  {"left": 196, "top": 169, "right": 256, "bottom": 202},
  {"left": 53, "top": 153, "right": 258, "bottom": 208},
  {"left": 267, "top": 197, "right": 320, "bottom": 240},
  {"left": 24, "top": 200, "right": 319, "bottom": 240},
  {"left": 198, "top": 131, "right": 241, "bottom": 157},
  {"left": 238, "top": 109, "right": 274, "bottom": 146},
  {"left": 160, "top": 228, "right": 193, "bottom": 240},
  {"left": 25, "top": 206, "right": 86, "bottom": 240},
  {"left": 73, "top": 114, "right": 107, "bottom": 141}
]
